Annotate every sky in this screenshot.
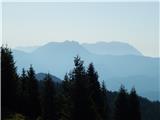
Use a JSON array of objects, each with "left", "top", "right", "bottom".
[{"left": 1, "top": 1, "right": 159, "bottom": 57}]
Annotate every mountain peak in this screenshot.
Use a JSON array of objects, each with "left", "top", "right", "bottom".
[
  {"left": 64, "top": 40, "right": 79, "bottom": 44},
  {"left": 32, "top": 40, "right": 90, "bottom": 57},
  {"left": 45, "top": 40, "right": 79, "bottom": 46}
]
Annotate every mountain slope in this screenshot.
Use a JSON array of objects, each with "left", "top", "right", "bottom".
[
  {"left": 36, "top": 73, "right": 61, "bottom": 83},
  {"left": 15, "top": 46, "right": 39, "bottom": 53},
  {"left": 82, "top": 41, "right": 143, "bottom": 56}
]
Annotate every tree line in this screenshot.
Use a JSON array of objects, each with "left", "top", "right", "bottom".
[{"left": 2, "top": 46, "right": 141, "bottom": 120}]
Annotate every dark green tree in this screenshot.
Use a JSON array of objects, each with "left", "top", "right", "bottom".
[
  {"left": 114, "top": 85, "right": 129, "bottom": 120},
  {"left": 129, "top": 87, "right": 141, "bottom": 120},
  {"left": 72, "top": 56, "right": 90, "bottom": 120},
  {"left": 56, "top": 73, "right": 74, "bottom": 120},
  {"left": 1, "top": 46, "right": 19, "bottom": 118},
  {"left": 101, "top": 81, "right": 109, "bottom": 120},
  {"left": 20, "top": 68, "right": 27, "bottom": 95},
  {"left": 87, "top": 63, "right": 104, "bottom": 120},
  {"left": 62, "top": 73, "right": 71, "bottom": 95},
  {"left": 40, "top": 73, "right": 56, "bottom": 120},
  {"left": 18, "top": 68, "right": 29, "bottom": 115},
  {"left": 26, "top": 65, "right": 41, "bottom": 119}
]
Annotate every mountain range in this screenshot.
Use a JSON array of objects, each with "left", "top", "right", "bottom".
[{"left": 13, "top": 41, "right": 160, "bottom": 101}]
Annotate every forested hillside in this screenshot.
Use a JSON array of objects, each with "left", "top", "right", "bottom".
[
  {"left": 1, "top": 46, "right": 160, "bottom": 120},
  {"left": 13, "top": 41, "right": 159, "bottom": 100}
]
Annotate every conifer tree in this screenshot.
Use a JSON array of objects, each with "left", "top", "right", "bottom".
[
  {"left": 62, "top": 73, "right": 73, "bottom": 103},
  {"left": 20, "top": 68, "right": 27, "bottom": 95},
  {"left": 19, "top": 68, "right": 28, "bottom": 115},
  {"left": 26, "top": 65, "right": 40, "bottom": 119},
  {"left": 72, "top": 56, "right": 90, "bottom": 120},
  {"left": 1, "top": 46, "right": 18, "bottom": 118},
  {"left": 129, "top": 87, "right": 141, "bottom": 120},
  {"left": 114, "top": 85, "right": 129, "bottom": 120},
  {"left": 40, "top": 73, "right": 56, "bottom": 120},
  {"left": 55, "top": 73, "right": 73, "bottom": 120},
  {"left": 62, "top": 73, "right": 71, "bottom": 95},
  {"left": 87, "top": 63, "right": 101, "bottom": 102},
  {"left": 101, "top": 81, "right": 109, "bottom": 120},
  {"left": 87, "top": 63, "right": 103, "bottom": 120}
]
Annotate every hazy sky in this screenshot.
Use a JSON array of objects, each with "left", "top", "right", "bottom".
[{"left": 2, "top": 1, "right": 159, "bottom": 57}]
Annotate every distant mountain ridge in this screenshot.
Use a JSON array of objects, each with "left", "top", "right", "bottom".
[
  {"left": 82, "top": 41, "right": 143, "bottom": 56},
  {"left": 12, "top": 41, "right": 159, "bottom": 100},
  {"left": 15, "top": 46, "right": 39, "bottom": 53},
  {"left": 15, "top": 41, "right": 143, "bottom": 56}
]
